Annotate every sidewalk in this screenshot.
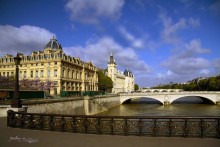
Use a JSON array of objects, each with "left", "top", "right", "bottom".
[{"left": 0, "top": 117, "right": 219, "bottom": 147}]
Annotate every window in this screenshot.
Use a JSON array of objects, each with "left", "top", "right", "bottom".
[
  {"left": 0, "top": 72, "right": 1, "bottom": 76},
  {"left": 44, "top": 54, "right": 48, "bottom": 59},
  {"left": 41, "top": 63, "right": 44, "bottom": 66},
  {"left": 79, "top": 72, "right": 82, "bottom": 79},
  {"left": 40, "top": 70, "right": 44, "bottom": 77},
  {"left": 3, "top": 72, "right": 5, "bottom": 76},
  {"left": 76, "top": 71, "right": 78, "bottom": 79},
  {"left": 54, "top": 62, "right": 57, "bottom": 65},
  {"left": 47, "top": 69, "right": 50, "bottom": 77},
  {"left": 30, "top": 71, "right": 33, "bottom": 78},
  {"left": 58, "top": 53, "right": 62, "bottom": 58},
  {"left": 36, "top": 70, "right": 38, "bottom": 78},
  {"left": 54, "top": 69, "right": 57, "bottom": 77},
  {"left": 62, "top": 70, "right": 65, "bottom": 77},
  {"left": 85, "top": 73, "right": 87, "bottom": 80},
  {"left": 36, "top": 63, "right": 38, "bottom": 66},
  {"left": 24, "top": 71, "right": 26, "bottom": 78}
]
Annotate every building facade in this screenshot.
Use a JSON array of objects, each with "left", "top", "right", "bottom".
[
  {"left": 107, "top": 53, "right": 134, "bottom": 93},
  {"left": 0, "top": 37, "right": 98, "bottom": 95}
]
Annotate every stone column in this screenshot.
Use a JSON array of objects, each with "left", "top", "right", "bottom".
[{"left": 164, "top": 101, "right": 170, "bottom": 106}]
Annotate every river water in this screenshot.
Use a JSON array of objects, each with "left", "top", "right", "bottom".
[{"left": 97, "top": 97, "right": 220, "bottom": 116}]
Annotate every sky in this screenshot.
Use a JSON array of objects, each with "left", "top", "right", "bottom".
[{"left": 0, "top": 0, "right": 220, "bottom": 87}]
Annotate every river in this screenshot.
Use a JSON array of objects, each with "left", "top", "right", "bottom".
[{"left": 97, "top": 97, "right": 220, "bottom": 116}]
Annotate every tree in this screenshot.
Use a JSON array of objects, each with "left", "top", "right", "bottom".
[
  {"left": 197, "top": 79, "right": 208, "bottom": 91},
  {"left": 0, "top": 76, "right": 14, "bottom": 89},
  {"left": 98, "top": 70, "right": 113, "bottom": 92},
  {"left": 207, "top": 78, "right": 218, "bottom": 91},
  {"left": 43, "top": 79, "right": 55, "bottom": 94},
  {"left": 134, "top": 84, "right": 139, "bottom": 91}
]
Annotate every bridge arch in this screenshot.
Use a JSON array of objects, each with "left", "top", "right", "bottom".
[
  {"left": 170, "top": 95, "right": 216, "bottom": 104},
  {"left": 121, "top": 96, "right": 164, "bottom": 104}
]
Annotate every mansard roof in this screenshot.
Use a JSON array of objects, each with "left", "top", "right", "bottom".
[{"left": 124, "top": 69, "right": 134, "bottom": 77}]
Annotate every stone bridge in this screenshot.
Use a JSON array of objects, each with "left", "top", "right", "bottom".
[{"left": 120, "top": 91, "right": 220, "bottom": 105}]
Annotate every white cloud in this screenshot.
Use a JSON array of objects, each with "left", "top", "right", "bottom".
[
  {"left": 188, "top": 17, "right": 200, "bottom": 27},
  {"left": 159, "top": 14, "right": 186, "bottom": 44},
  {"left": 161, "top": 39, "right": 211, "bottom": 75},
  {"left": 162, "top": 57, "right": 210, "bottom": 75},
  {"left": 64, "top": 36, "right": 150, "bottom": 74},
  {"left": 118, "top": 26, "right": 144, "bottom": 48},
  {"left": 179, "top": 39, "right": 210, "bottom": 58},
  {"left": 65, "top": 0, "right": 125, "bottom": 24},
  {"left": 159, "top": 13, "right": 200, "bottom": 45},
  {"left": 155, "top": 12, "right": 211, "bottom": 84},
  {"left": 213, "top": 58, "right": 220, "bottom": 73},
  {"left": 159, "top": 39, "right": 211, "bottom": 84},
  {"left": 0, "top": 25, "right": 55, "bottom": 56}
]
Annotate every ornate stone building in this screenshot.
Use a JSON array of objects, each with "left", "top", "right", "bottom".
[
  {"left": 107, "top": 53, "right": 134, "bottom": 93},
  {"left": 0, "top": 37, "right": 98, "bottom": 95}
]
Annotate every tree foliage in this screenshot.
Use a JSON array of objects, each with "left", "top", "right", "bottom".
[
  {"left": 0, "top": 76, "right": 54, "bottom": 91},
  {"left": 0, "top": 76, "right": 14, "bottom": 89},
  {"left": 134, "top": 84, "right": 139, "bottom": 91},
  {"left": 98, "top": 70, "right": 113, "bottom": 92},
  {"left": 153, "top": 75, "right": 220, "bottom": 91}
]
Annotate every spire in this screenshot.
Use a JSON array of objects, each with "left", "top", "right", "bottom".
[{"left": 108, "top": 53, "right": 116, "bottom": 65}]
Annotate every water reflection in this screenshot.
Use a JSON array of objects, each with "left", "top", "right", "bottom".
[{"left": 96, "top": 97, "right": 220, "bottom": 116}]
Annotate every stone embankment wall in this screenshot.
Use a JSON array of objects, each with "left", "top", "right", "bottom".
[
  {"left": 27, "top": 95, "right": 120, "bottom": 115},
  {"left": 85, "top": 95, "right": 120, "bottom": 115}
]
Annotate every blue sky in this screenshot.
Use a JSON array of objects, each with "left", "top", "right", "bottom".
[{"left": 0, "top": 0, "right": 220, "bottom": 87}]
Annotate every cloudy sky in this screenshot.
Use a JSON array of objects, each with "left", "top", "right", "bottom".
[{"left": 0, "top": 0, "right": 220, "bottom": 87}]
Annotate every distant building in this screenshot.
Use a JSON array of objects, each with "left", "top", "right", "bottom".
[
  {"left": 106, "top": 53, "right": 134, "bottom": 93},
  {"left": 0, "top": 37, "right": 98, "bottom": 94}
]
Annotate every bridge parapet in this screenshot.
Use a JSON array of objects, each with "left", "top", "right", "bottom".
[{"left": 139, "top": 89, "right": 183, "bottom": 93}]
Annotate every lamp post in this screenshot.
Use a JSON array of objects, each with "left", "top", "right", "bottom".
[{"left": 11, "top": 53, "right": 22, "bottom": 108}]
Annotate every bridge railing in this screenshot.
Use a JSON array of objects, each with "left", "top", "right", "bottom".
[{"left": 7, "top": 110, "right": 220, "bottom": 138}]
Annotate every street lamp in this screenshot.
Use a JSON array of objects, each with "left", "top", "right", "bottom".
[{"left": 11, "top": 53, "right": 22, "bottom": 108}]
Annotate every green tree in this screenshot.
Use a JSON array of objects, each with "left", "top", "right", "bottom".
[
  {"left": 197, "top": 79, "right": 208, "bottom": 91},
  {"left": 134, "top": 84, "right": 139, "bottom": 91},
  {"left": 98, "top": 70, "right": 113, "bottom": 92},
  {"left": 207, "top": 78, "right": 218, "bottom": 91}
]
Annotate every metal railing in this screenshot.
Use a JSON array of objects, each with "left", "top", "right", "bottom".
[{"left": 7, "top": 110, "right": 220, "bottom": 138}]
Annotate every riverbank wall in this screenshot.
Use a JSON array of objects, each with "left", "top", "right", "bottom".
[{"left": 26, "top": 95, "right": 120, "bottom": 115}]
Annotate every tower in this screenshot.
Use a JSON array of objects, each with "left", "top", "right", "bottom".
[{"left": 107, "top": 53, "right": 117, "bottom": 92}]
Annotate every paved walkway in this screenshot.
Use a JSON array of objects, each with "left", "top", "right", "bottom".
[{"left": 0, "top": 117, "right": 220, "bottom": 147}]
